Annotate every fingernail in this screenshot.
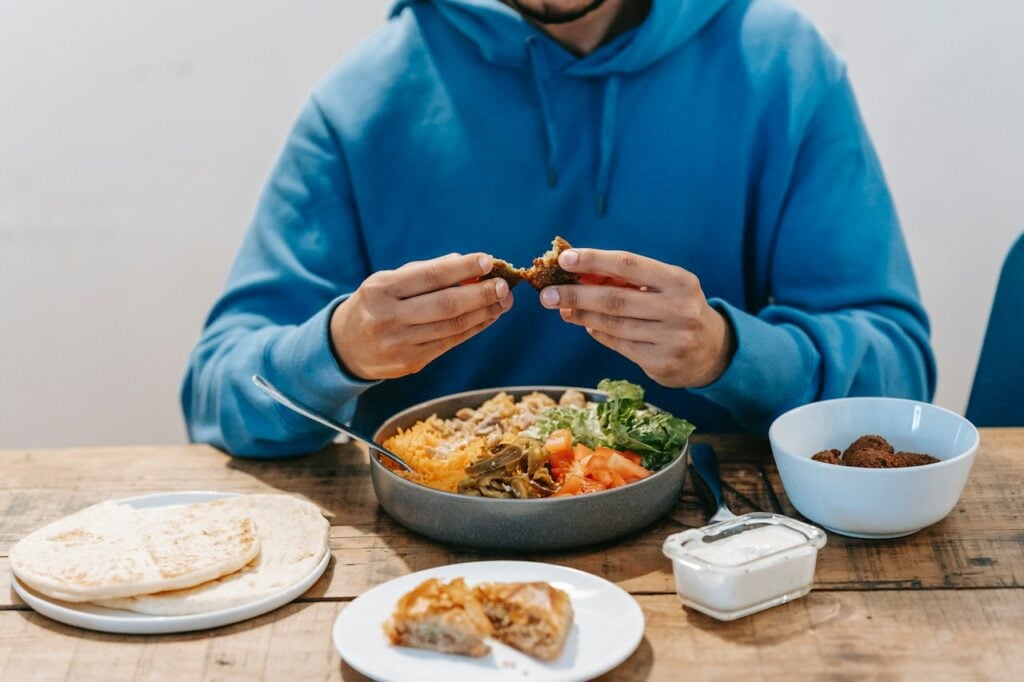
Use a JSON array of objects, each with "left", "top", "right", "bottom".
[
  {"left": 500, "top": 293, "right": 513, "bottom": 310},
  {"left": 478, "top": 254, "right": 492, "bottom": 272},
  {"left": 495, "top": 278, "right": 509, "bottom": 299},
  {"left": 541, "top": 288, "right": 559, "bottom": 306},
  {"left": 559, "top": 250, "right": 578, "bottom": 267}
]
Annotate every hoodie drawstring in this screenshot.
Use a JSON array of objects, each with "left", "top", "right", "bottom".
[
  {"left": 525, "top": 35, "right": 620, "bottom": 215},
  {"left": 525, "top": 36, "right": 559, "bottom": 188},
  {"left": 595, "top": 75, "right": 619, "bottom": 216}
]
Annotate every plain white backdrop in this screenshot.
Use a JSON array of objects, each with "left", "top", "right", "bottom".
[{"left": 1, "top": 1, "right": 1021, "bottom": 447}]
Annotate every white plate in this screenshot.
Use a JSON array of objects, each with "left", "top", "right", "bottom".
[
  {"left": 333, "top": 561, "right": 644, "bottom": 682},
  {"left": 11, "top": 491, "right": 331, "bottom": 635}
]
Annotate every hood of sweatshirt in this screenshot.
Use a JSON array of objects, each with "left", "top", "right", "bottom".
[{"left": 390, "top": 0, "right": 729, "bottom": 213}]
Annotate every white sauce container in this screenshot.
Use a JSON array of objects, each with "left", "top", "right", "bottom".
[{"left": 662, "top": 512, "right": 826, "bottom": 620}]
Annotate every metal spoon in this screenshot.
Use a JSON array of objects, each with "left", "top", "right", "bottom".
[
  {"left": 690, "top": 443, "right": 738, "bottom": 523},
  {"left": 251, "top": 374, "right": 413, "bottom": 472}
]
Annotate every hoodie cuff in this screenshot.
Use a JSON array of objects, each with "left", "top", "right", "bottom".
[
  {"left": 263, "top": 295, "right": 380, "bottom": 430},
  {"left": 690, "top": 298, "right": 815, "bottom": 431}
]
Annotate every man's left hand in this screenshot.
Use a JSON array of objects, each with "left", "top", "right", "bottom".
[{"left": 539, "top": 247, "right": 736, "bottom": 388}]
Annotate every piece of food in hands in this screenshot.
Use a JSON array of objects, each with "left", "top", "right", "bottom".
[
  {"left": 383, "top": 578, "right": 494, "bottom": 657},
  {"left": 473, "top": 582, "right": 574, "bottom": 661},
  {"left": 380, "top": 379, "right": 695, "bottom": 497},
  {"left": 481, "top": 257, "right": 527, "bottom": 289},
  {"left": 384, "top": 578, "right": 573, "bottom": 661},
  {"left": 525, "top": 236, "right": 639, "bottom": 289},
  {"left": 524, "top": 236, "right": 578, "bottom": 290},
  {"left": 462, "top": 237, "right": 577, "bottom": 291}
]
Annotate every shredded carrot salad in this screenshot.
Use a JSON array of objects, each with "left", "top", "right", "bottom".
[{"left": 381, "top": 392, "right": 554, "bottom": 492}]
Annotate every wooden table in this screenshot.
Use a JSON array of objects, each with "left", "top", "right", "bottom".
[{"left": 1, "top": 431, "right": 1022, "bottom": 680}]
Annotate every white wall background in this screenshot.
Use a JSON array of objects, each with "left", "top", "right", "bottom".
[{"left": 1, "top": 1, "right": 1021, "bottom": 448}]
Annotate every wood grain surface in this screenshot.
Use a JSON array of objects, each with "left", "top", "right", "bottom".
[
  {"left": 1, "top": 430, "right": 1022, "bottom": 680},
  {"left": 1, "top": 591, "right": 1021, "bottom": 681}
]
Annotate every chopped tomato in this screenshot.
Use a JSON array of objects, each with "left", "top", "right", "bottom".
[
  {"left": 548, "top": 449, "right": 575, "bottom": 481},
  {"left": 458, "top": 276, "right": 481, "bottom": 285},
  {"left": 607, "top": 452, "right": 653, "bottom": 482},
  {"left": 549, "top": 439, "right": 651, "bottom": 495},
  {"left": 544, "top": 429, "right": 573, "bottom": 454},
  {"left": 585, "top": 451, "right": 610, "bottom": 476},
  {"left": 620, "top": 451, "right": 644, "bottom": 466},
  {"left": 552, "top": 473, "right": 585, "bottom": 497},
  {"left": 590, "top": 467, "right": 614, "bottom": 488},
  {"left": 573, "top": 443, "right": 593, "bottom": 459}
]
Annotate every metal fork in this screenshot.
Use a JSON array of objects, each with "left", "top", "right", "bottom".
[{"left": 690, "top": 443, "right": 738, "bottom": 522}]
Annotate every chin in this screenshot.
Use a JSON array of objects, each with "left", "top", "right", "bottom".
[{"left": 508, "top": 0, "right": 609, "bottom": 25}]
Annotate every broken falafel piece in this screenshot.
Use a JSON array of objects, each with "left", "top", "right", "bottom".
[
  {"left": 892, "top": 451, "right": 941, "bottom": 466},
  {"left": 811, "top": 449, "right": 842, "bottom": 465},
  {"left": 842, "top": 435, "right": 894, "bottom": 460},
  {"left": 841, "top": 447, "right": 903, "bottom": 468},
  {"left": 524, "top": 236, "right": 579, "bottom": 291},
  {"left": 482, "top": 257, "right": 527, "bottom": 290}
]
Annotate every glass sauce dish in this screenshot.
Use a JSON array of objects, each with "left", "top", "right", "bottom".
[{"left": 662, "top": 512, "right": 826, "bottom": 620}]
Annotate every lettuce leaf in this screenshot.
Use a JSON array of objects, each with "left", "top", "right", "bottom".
[
  {"left": 535, "top": 380, "right": 696, "bottom": 470},
  {"left": 596, "top": 379, "right": 645, "bottom": 402},
  {"left": 532, "top": 405, "right": 604, "bottom": 449}
]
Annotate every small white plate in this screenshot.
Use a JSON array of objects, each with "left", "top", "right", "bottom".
[
  {"left": 11, "top": 491, "right": 331, "bottom": 635},
  {"left": 333, "top": 560, "right": 644, "bottom": 682}
]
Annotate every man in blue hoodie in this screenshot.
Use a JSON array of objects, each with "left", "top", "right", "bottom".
[{"left": 184, "top": 0, "right": 935, "bottom": 456}]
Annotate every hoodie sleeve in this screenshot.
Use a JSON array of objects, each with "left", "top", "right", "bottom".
[
  {"left": 692, "top": 73, "right": 936, "bottom": 433},
  {"left": 182, "top": 96, "right": 379, "bottom": 457}
]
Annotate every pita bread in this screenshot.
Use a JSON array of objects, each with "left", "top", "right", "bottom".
[
  {"left": 10, "top": 499, "right": 260, "bottom": 602},
  {"left": 96, "top": 494, "right": 329, "bottom": 615}
]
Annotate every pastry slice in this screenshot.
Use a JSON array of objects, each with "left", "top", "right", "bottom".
[
  {"left": 524, "top": 236, "right": 578, "bottom": 290},
  {"left": 383, "top": 578, "right": 493, "bottom": 657},
  {"left": 473, "top": 581, "right": 574, "bottom": 661}
]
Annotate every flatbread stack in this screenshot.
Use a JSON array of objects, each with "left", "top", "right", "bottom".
[{"left": 10, "top": 494, "right": 329, "bottom": 616}]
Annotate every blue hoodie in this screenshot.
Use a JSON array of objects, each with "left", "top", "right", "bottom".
[{"left": 184, "top": 0, "right": 935, "bottom": 456}]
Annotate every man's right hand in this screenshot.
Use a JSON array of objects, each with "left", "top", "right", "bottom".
[{"left": 329, "top": 253, "right": 514, "bottom": 380}]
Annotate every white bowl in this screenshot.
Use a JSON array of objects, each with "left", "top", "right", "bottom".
[{"left": 768, "top": 398, "right": 979, "bottom": 539}]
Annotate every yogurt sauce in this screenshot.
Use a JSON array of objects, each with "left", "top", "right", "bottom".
[
  {"left": 662, "top": 513, "right": 826, "bottom": 621},
  {"left": 685, "top": 524, "right": 807, "bottom": 567}
]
